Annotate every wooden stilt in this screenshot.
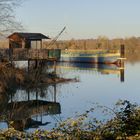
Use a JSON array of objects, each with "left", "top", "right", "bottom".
[
  {"left": 35, "top": 59, "right": 38, "bottom": 68},
  {"left": 28, "top": 60, "right": 30, "bottom": 73},
  {"left": 120, "top": 68, "right": 125, "bottom": 82},
  {"left": 54, "top": 60, "right": 56, "bottom": 74},
  {"left": 54, "top": 84, "right": 56, "bottom": 102},
  {"left": 36, "top": 90, "right": 38, "bottom": 101},
  {"left": 120, "top": 44, "right": 125, "bottom": 58},
  {"left": 28, "top": 89, "right": 30, "bottom": 101}
]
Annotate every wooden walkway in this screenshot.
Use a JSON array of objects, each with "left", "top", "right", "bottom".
[{"left": 0, "top": 48, "right": 61, "bottom": 61}]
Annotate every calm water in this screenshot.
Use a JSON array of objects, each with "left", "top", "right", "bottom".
[{"left": 0, "top": 61, "right": 140, "bottom": 131}]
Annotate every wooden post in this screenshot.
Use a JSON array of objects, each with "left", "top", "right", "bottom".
[
  {"left": 36, "top": 89, "right": 38, "bottom": 101},
  {"left": 40, "top": 40, "right": 42, "bottom": 49},
  {"left": 36, "top": 41, "right": 38, "bottom": 49},
  {"left": 28, "top": 60, "right": 30, "bottom": 73},
  {"left": 120, "top": 44, "right": 125, "bottom": 58},
  {"left": 116, "top": 44, "right": 126, "bottom": 67},
  {"left": 120, "top": 68, "right": 125, "bottom": 82},
  {"left": 22, "top": 40, "right": 25, "bottom": 48},
  {"left": 28, "top": 89, "right": 30, "bottom": 101},
  {"left": 54, "top": 84, "right": 56, "bottom": 102},
  {"left": 54, "top": 60, "right": 56, "bottom": 74},
  {"left": 35, "top": 59, "right": 38, "bottom": 68}
]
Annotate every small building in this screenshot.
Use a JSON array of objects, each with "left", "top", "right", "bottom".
[
  {"left": 8, "top": 32, "right": 50, "bottom": 49},
  {"left": 5, "top": 32, "right": 61, "bottom": 61}
]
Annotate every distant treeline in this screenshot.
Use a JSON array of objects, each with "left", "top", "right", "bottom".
[{"left": 44, "top": 36, "right": 140, "bottom": 63}]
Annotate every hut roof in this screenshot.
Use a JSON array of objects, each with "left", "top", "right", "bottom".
[{"left": 8, "top": 32, "right": 50, "bottom": 40}]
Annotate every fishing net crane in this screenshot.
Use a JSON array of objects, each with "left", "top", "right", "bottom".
[{"left": 48, "top": 26, "right": 66, "bottom": 47}]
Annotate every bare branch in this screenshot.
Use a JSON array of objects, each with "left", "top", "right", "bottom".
[{"left": 0, "top": 0, "right": 23, "bottom": 37}]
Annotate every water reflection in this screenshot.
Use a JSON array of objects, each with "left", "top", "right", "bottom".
[
  {"left": 55, "top": 62, "right": 125, "bottom": 82},
  {"left": 0, "top": 62, "right": 125, "bottom": 131},
  {"left": 0, "top": 85, "right": 61, "bottom": 131}
]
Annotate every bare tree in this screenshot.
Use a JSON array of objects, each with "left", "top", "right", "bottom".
[{"left": 0, "top": 0, "right": 23, "bottom": 37}]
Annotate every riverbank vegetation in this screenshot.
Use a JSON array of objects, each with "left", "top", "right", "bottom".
[{"left": 0, "top": 100, "right": 140, "bottom": 139}]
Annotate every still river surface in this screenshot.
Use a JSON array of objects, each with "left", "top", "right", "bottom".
[{"left": 0, "top": 61, "right": 140, "bottom": 131}]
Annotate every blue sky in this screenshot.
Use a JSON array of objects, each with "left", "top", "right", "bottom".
[{"left": 15, "top": 0, "right": 140, "bottom": 39}]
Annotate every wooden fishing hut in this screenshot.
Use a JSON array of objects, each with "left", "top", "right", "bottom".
[
  {"left": 7, "top": 32, "right": 61, "bottom": 70},
  {"left": 8, "top": 32, "right": 49, "bottom": 49}
]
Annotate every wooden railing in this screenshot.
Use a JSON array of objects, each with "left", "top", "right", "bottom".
[{"left": 0, "top": 48, "right": 61, "bottom": 61}]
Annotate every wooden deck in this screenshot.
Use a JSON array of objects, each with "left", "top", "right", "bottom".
[{"left": 0, "top": 48, "right": 61, "bottom": 61}]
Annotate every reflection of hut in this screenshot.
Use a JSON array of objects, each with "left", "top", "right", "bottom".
[
  {"left": 0, "top": 100, "right": 61, "bottom": 131},
  {"left": 10, "top": 118, "right": 50, "bottom": 131},
  {"left": 1, "top": 100, "right": 61, "bottom": 120},
  {"left": 0, "top": 84, "right": 61, "bottom": 131},
  {"left": 8, "top": 32, "right": 50, "bottom": 49}
]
